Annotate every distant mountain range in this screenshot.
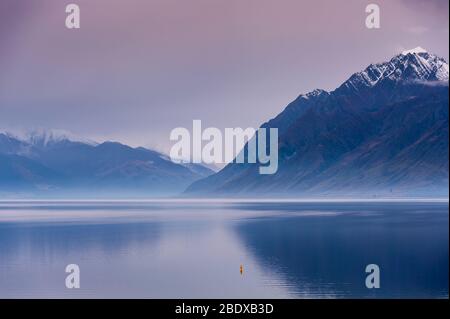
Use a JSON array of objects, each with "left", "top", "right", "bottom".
[
  {"left": 186, "top": 47, "right": 449, "bottom": 198},
  {"left": 2, "top": 48, "right": 448, "bottom": 199},
  {"left": 0, "top": 129, "right": 213, "bottom": 198}
]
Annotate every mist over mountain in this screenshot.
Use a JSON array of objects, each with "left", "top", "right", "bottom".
[
  {"left": 186, "top": 48, "right": 449, "bottom": 198},
  {"left": 0, "top": 131, "right": 213, "bottom": 198}
]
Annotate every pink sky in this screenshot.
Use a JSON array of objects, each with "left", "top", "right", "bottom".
[{"left": 0, "top": 0, "right": 448, "bottom": 153}]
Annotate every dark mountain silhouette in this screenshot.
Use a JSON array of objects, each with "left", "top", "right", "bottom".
[{"left": 186, "top": 48, "right": 449, "bottom": 197}]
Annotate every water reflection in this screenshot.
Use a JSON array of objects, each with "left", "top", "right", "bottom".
[
  {"left": 233, "top": 202, "right": 449, "bottom": 298},
  {"left": 0, "top": 201, "right": 447, "bottom": 298}
]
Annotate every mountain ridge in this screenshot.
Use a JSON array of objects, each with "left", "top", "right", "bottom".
[
  {"left": 0, "top": 131, "right": 214, "bottom": 198},
  {"left": 185, "top": 48, "right": 449, "bottom": 197}
]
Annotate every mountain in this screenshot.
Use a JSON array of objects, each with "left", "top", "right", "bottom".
[
  {"left": 0, "top": 131, "right": 214, "bottom": 198},
  {"left": 20, "top": 128, "right": 98, "bottom": 147},
  {"left": 186, "top": 48, "right": 449, "bottom": 198}
]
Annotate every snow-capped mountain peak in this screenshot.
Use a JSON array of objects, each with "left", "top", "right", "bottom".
[
  {"left": 401, "top": 46, "right": 428, "bottom": 55},
  {"left": 9, "top": 129, "right": 98, "bottom": 147},
  {"left": 339, "top": 47, "right": 448, "bottom": 93}
]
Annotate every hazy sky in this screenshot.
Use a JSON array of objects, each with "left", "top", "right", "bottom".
[{"left": 0, "top": 0, "right": 448, "bottom": 153}]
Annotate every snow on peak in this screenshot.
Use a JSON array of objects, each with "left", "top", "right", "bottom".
[
  {"left": 301, "top": 89, "right": 329, "bottom": 100},
  {"left": 340, "top": 48, "right": 448, "bottom": 91},
  {"left": 12, "top": 128, "right": 98, "bottom": 147},
  {"left": 401, "top": 47, "right": 428, "bottom": 55}
]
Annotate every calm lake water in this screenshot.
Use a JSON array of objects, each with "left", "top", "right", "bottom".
[{"left": 0, "top": 200, "right": 448, "bottom": 298}]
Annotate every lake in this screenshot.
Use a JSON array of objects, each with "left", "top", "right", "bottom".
[{"left": 0, "top": 200, "right": 448, "bottom": 298}]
